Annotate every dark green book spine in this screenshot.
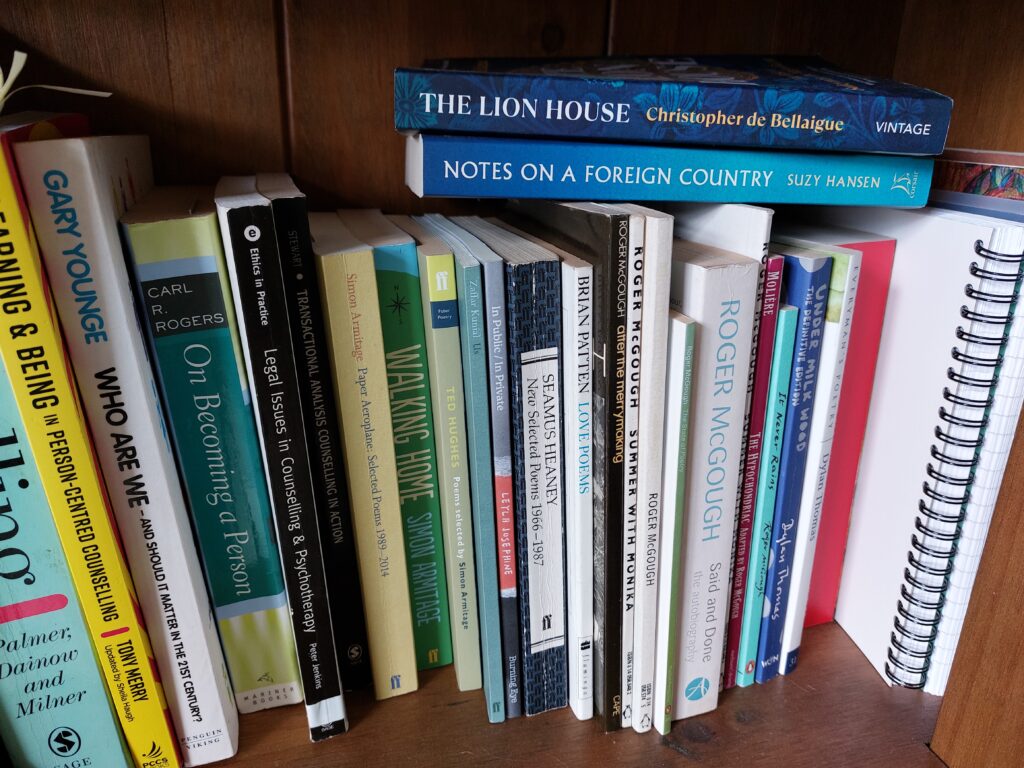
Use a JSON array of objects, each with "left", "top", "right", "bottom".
[{"left": 375, "top": 242, "right": 454, "bottom": 669}]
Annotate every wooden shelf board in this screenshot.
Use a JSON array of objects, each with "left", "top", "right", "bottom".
[{"left": 236, "top": 623, "right": 941, "bottom": 767}]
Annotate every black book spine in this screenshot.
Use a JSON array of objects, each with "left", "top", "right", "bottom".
[
  {"left": 273, "top": 196, "right": 372, "bottom": 691},
  {"left": 224, "top": 204, "right": 347, "bottom": 739}
]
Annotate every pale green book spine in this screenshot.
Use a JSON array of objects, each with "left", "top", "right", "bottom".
[
  {"left": 736, "top": 305, "right": 798, "bottom": 687},
  {"left": 418, "top": 248, "right": 483, "bottom": 691}
]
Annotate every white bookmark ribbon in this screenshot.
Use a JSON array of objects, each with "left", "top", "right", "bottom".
[{"left": 0, "top": 50, "right": 112, "bottom": 114}]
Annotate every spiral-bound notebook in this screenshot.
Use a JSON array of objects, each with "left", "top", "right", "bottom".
[{"left": 812, "top": 206, "right": 1024, "bottom": 696}]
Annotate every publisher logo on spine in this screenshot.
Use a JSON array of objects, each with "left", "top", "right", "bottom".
[
  {"left": 684, "top": 676, "right": 711, "bottom": 702},
  {"left": 47, "top": 727, "right": 81, "bottom": 757},
  {"left": 244, "top": 224, "right": 261, "bottom": 242},
  {"left": 142, "top": 740, "right": 171, "bottom": 767},
  {"left": 890, "top": 171, "right": 919, "bottom": 198}
]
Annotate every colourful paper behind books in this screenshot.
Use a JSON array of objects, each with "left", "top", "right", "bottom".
[
  {"left": 395, "top": 55, "right": 951, "bottom": 154},
  {"left": 408, "top": 134, "right": 934, "bottom": 205},
  {"left": 737, "top": 306, "right": 797, "bottom": 686},
  {"left": 123, "top": 213, "right": 301, "bottom": 712},
  {"left": 374, "top": 240, "right": 453, "bottom": 670},
  {"left": 805, "top": 238, "right": 895, "bottom": 627},
  {"left": 0, "top": 359, "right": 131, "bottom": 768}
]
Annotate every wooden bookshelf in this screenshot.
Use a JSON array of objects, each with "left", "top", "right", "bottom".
[
  {"left": 3, "top": 1, "right": 1022, "bottom": 765},
  {"left": 238, "top": 625, "right": 941, "bottom": 768}
]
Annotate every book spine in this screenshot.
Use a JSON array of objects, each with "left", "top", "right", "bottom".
[
  {"left": 0, "top": 359, "right": 131, "bottom": 768},
  {"left": 410, "top": 134, "right": 934, "bottom": 206},
  {"left": 620, "top": 215, "right": 644, "bottom": 728},
  {"left": 455, "top": 256, "right": 506, "bottom": 722},
  {"left": 0, "top": 159, "right": 179, "bottom": 767},
  {"left": 124, "top": 221, "right": 301, "bottom": 714},
  {"left": 780, "top": 250, "right": 861, "bottom": 673},
  {"left": 597, "top": 217, "right": 629, "bottom": 729},
  {"left": 506, "top": 260, "right": 567, "bottom": 715},
  {"left": 277, "top": 198, "right": 371, "bottom": 690},
  {"left": 316, "top": 247, "right": 418, "bottom": 700},
  {"left": 561, "top": 260, "right": 594, "bottom": 721},
  {"left": 736, "top": 306, "right": 798, "bottom": 687},
  {"left": 480, "top": 256, "right": 522, "bottom": 717},
  {"left": 395, "top": 69, "right": 951, "bottom": 154},
  {"left": 653, "top": 315, "right": 695, "bottom": 735},
  {"left": 419, "top": 249, "right": 483, "bottom": 691},
  {"left": 220, "top": 204, "right": 346, "bottom": 739},
  {"left": 20, "top": 143, "right": 239, "bottom": 765},
  {"left": 374, "top": 245, "right": 453, "bottom": 671},
  {"left": 755, "top": 257, "right": 833, "bottom": 684},
  {"left": 805, "top": 240, "right": 894, "bottom": 627},
  {"left": 671, "top": 263, "right": 758, "bottom": 719},
  {"left": 724, "top": 254, "right": 784, "bottom": 688},
  {"left": 632, "top": 215, "right": 672, "bottom": 734}
]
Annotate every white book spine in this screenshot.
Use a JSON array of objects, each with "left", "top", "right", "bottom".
[
  {"left": 620, "top": 213, "right": 645, "bottom": 727},
  {"left": 669, "top": 256, "right": 758, "bottom": 720},
  {"left": 562, "top": 259, "right": 594, "bottom": 721},
  {"left": 631, "top": 213, "right": 672, "bottom": 733},
  {"left": 17, "top": 138, "right": 239, "bottom": 765},
  {"left": 779, "top": 247, "right": 861, "bottom": 674},
  {"left": 654, "top": 313, "right": 696, "bottom": 735}
]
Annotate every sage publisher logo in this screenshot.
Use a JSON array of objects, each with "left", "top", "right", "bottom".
[
  {"left": 684, "top": 676, "right": 711, "bottom": 702},
  {"left": 47, "top": 727, "right": 81, "bottom": 757}
]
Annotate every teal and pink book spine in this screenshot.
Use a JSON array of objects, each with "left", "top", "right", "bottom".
[
  {"left": 406, "top": 134, "right": 933, "bottom": 206},
  {"left": 0, "top": 358, "right": 131, "bottom": 768},
  {"left": 736, "top": 305, "right": 798, "bottom": 687}
]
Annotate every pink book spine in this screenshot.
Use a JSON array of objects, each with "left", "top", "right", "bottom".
[
  {"left": 804, "top": 239, "right": 895, "bottom": 627},
  {"left": 724, "top": 254, "right": 785, "bottom": 688}
]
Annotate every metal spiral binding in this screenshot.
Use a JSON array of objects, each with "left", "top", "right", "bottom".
[{"left": 886, "top": 239, "right": 1024, "bottom": 689}]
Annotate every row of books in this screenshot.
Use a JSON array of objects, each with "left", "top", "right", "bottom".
[{"left": 2, "top": 92, "right": 1024, "bottom": 768}]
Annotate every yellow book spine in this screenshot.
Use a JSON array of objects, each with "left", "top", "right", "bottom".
[
  {"left": 316, "top": 246, "right": 418, "bottom": 700},
  {"left": 0, "top": 156, "right": 179, "bottom": 767}
]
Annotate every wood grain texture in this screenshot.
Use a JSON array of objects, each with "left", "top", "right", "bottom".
[
  {"left": 608, "top": 0, "right": 905, "bottom": 77},
  {"left": 893, "top": 0, "right": 1024, "bottom": 151},
  {"left": 931, "top": 419, "right": 1024, "bottom": 767},
  {"left": 1, "top": 0, "right": 285, "bottom": 183},
  {"left": 283, "top": 0, "right": 609, "bottom": 211},
  {"left": 237, "top": 625, "right": 941, "bottom": 767}
]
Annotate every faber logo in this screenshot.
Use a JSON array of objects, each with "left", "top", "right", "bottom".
[
  {"left": 435, "top": 271, "right": 449, "bottom": 292},
  {"left": 47, "top": 727, "right": 81, "bottom": 757},
  {"left": 684, "top": 676, "right": 711, "bottom": 701},
  {"left": 390, "top": 674, "right": 402, "bottom": 690},
  {"left": 244, "top": 225, "right": 261, "bottom": 242}
]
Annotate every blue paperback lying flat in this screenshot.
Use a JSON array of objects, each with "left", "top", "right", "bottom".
[{"left": 395, "top": 56, "right": 952, "bottom": 155}]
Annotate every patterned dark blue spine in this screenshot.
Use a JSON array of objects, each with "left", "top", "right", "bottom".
[
  {"left": 395, "top": 62, "right": 951, "bottom": 155},
  {"left": 506, "top": 259, "right": 567, "bottom": 715}
]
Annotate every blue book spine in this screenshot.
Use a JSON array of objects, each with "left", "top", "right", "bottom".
[
  {"left": 394, "top": 66, "right": 951, "bottom": 155},
  {"left": 506, "top": 259, "right": 568, "bottom": 715},
  {"left": 454, "top": 253, "right": 506, "bottom": 723},
  {"left": 736, "top": 306, "right": 797, "bottom": 688},
  {"left": 408, "top": 134, "right": 934, "bottom": 206},
  {"left": 755, "top": 257, "right": 832, "bottom": 684}
]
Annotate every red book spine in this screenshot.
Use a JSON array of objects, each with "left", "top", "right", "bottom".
[
  {"left": 804, "top": 238, "right": 895, "bottom": 627},
  {"left": 724, "top": 254, "right": 785, "bottom": 688}
]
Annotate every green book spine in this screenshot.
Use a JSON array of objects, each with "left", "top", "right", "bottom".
[
  {"left": 736, "top": 305, "right": 798, "bottom": 687},
  {"left": 454, "top": 249, "right": 506, "bottom": 722},
  {"left": 419, "top": 247, "right": 483, "bottom": 691},
  {"left": 375, "top": 242, "right": 454, "bottom": 670},
  {"left": 123, "top": 213, "right": 302, "bottom": 713}
]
